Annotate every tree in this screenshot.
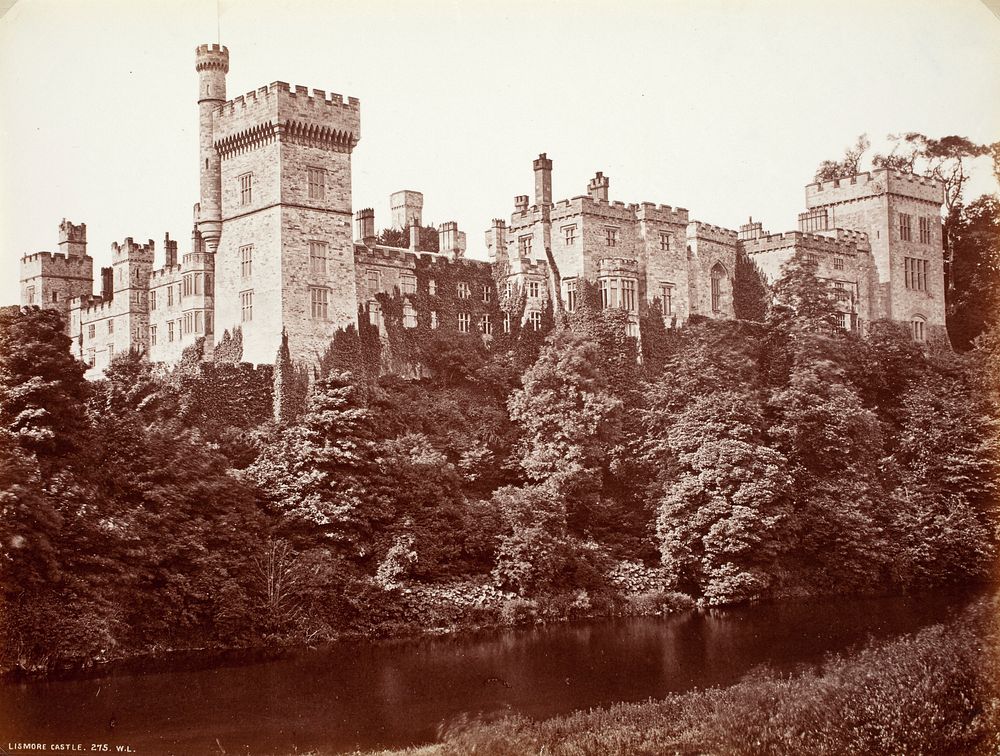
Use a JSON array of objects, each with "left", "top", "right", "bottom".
[
  {"left": 376, "top": 225, "right": 440, "bottom": 252},
  {"left": 733, "top": 250, "right": 769, "bottom": 321},
  {"left": 814, "top": 134, "right": 870, "bottom": 182},
  {"left": 0, "top": 306, "right": 88, "bottom": 462},
  {"left": 245, "top": 371, "right": 392, "bottom": 552},
  {"left": 947, "top": 195, "right": 1000, "bottom": 350},
  {"left": 769, "top": 253, "right": 841, "bottom": 334}
]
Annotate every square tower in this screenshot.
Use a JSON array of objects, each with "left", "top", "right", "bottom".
[
  {"left": 804, "top": 169, "right": 945, "bottom": 336},
  {"left": 212, "top": 82, "right": 362, "bottom": 364}
]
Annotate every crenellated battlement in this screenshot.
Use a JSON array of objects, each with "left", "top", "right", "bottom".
[
  {"left": 353, "top": 244, "right": 492, "bottom": 272},
  {"left": 149, "top": 265, "right": 182, "bottom": 284},
  {"left": 688, "top": 221, "right": 739, "bottom": 244},
  {"left": 636, "top": 201, "right": 690, "bottom": 225},
  {"left": 195, "top": 44, "right": 229, "bottom": 73},
  {"left": 74, "top": 295, "right": 116, "bottom": 318},
  {"left": 806, "top": 168, "right": 943, "bottom": 206},
  {"left": 741, "top": 230, "right": 866, "bottom": 256},
  {"left": 20, "top": 250, "right": 93, "bottom": 279},
  {"left": 112, "top": 238, "right": 155, "bottom": 262}
]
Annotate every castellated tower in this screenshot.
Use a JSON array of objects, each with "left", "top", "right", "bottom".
[
  {"left": 196, "top": 44, "right": 229, "bottom": 254},
  {"left": 803, "top": 169, "right": 946, "bottom": 339},
  {"left": 111, "top": 238, "right": 154, "bottom": 354},
  {"left": 208, "top": 45, "right": 362, "bottom": 364},
  {"left": 19, "top": 219, "right": 94, "bottom": 328}
]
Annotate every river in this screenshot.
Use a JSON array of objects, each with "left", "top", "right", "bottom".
[{"left": 0, "top": 590, "right": 974, "bottom": 755}]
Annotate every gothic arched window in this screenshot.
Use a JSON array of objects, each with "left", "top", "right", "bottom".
[{"left": 711, "top": 263, "right": 727, "bottom": 313}]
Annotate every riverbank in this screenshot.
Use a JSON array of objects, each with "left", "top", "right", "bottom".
[
  {"left": 1, "top": 562, "right": 697, "bottom": 681},
  {"left": 360, "top": 594, "right": 1000, "bottom": 756}
]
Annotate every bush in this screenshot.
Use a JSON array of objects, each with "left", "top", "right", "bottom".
[
  {"left": 627, "top": 589, "right": 695, "bottom": 616},
  {"left": 498, "top": 597, "right": 539, "bottom": 626}
]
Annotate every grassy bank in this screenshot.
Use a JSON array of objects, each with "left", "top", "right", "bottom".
[{"left": 362, "top": 594, "right": 1000, "bottom": 756}]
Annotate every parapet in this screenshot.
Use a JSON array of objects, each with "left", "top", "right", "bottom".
[
  {"left": 214, "top": 81, "right": 361, "bottom": 152},
  {"left": 597, "top": 257, "right": 640, "bottom": 276},
  {"left": 635, "top": 201, "right": 690, "bottom": 225},
  {"left": 112, "top": 237, "right": 155, "bottom": 263},
  {"left": 688, "top": 221, "right": 739, "bottom": 245},
  {"left": 806, "top": 168, "right": 943, "bottom": 207},
  {"left": 195, "top": 43, "right": 230, "bottom": 73},
  {"left": 20, "top": 250, "right": 93, "bottom": 280},
  {"left": 741, "top": 230, "right": 867, "bottom": 257},
  {"left": 59, "top": 219, "right": 87, "bottom": 245}
]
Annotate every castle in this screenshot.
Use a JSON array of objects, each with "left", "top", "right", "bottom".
[{"left": 19, "top": 45, "right": 947, "bottom": 376}]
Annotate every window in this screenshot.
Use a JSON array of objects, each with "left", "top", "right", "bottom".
[
  {"left": 430, "top": 310, "right": 439, "bottom": 329},
  {"left": 88, "top": 323, "right": 95, "bottom": 339},
  {"left": 86, "top": 348, "right": 95, "bottom": 366},
  {"left": 428, "top": 278, "right": 437, "bottom": 296},
  {"left": 527, "top": 281, "right": 540, "bottom": 299},
  {"left": 150, "top": 290, "right": 157, "bottom": 310},
  {"left": 310, "top": 288, "right": 329, "bottom": 319},
  {"left": 108, "top": 318, "right": 114, "bottom": 334},
  {"left": 168, "top": 286, "right": 174, "bottom": 306},
  {"left": 660, "top": 283, "right": 674, "bottom": 315},
  {"left": 835, "top": 282, "right": 850, "bottom": 302},
  {"left": 518, "top": 235, "right": 532, "bottom": 256},
  {"left": 241, "top": 245, "right": 253, "bottom": 278},
  {"left": 150, "top": 325, "right": 157, "bottom": 346},
  {"left": 659, "top": 233, "right": 671, "bottom": 251},
  {"left": 195, "top": 311, "right": 203, "bottom": 333},
  {"left": 183, "top": 275, "right": 191, "bottom": 297},
  {"left": 504, "top": 281, "right": 512, "bottom": 299},
  {"left": 805, "top": 253, "right": 819, "bottom": 264},
  {"left": 52, "top": 291, "right": 58, "bottom": 303},
  {"left": 837, "top": 313, "right": 848, "bottom": 330},
  {"left": 605, "top": 227, "right": 618, "bottom": 247},
  {"left": 482, "top": 284, "right": 491, "bottom": 303},
  {"left": 834, "top": 257, "right": 845, "bottom": 271},
  {"left": 711, "top": 264, "right": 726, "bottom": 313},
  {"left": 503, "top": 312, "right": 512, "bottom": 333},
  {"left": 565, "top": 278, "right": 577, "bottom": 313},
  {"left": 307, "top": 167, "right": 325, "bottom": 200},
  {"left": 403, "top": 302, "right": 417, "bottom": 328},
  {"left": 194, "top": 273, "right": 204, "bottom": 296},
  {"left": 241, "top": 290, "right": 253, "bottom": 322},
  {"left": 168, "top": 321, "right": 175, "bottom": 342},
  {"left": 239, "top": 173, "right": 253, "bottom": 206},
  {"left": 25, "top": 286, "right": 35, "bottom": 304},
  {"left": 458, "top": 282, "right": 471, "bottom": 299},
  {"left": 309, "top": 241, "right": 328, "bottom": 274},
  {"left": 621, "top": 279, "right": 636, "bottom": 312},
  {"left": 563, "top": 225, "right": 577, "bottom": 245},
  {"left": 899, "top": 212, "right": 912, "bottom": 241},
  {"left": 912, "top": 318, "right": 926, "bottom": 342},
  {"left": 367, "top": 269, "right": 379, "bottom": 295},
  {"left": 904, "top": 257, "right": 929, "bottom": 291},
  {"left": 401, "top": 274, "right": 417, "bottom": 295},
  {"left": 368, "top": 301, "right": 381, "bottom": 326},
  {"left": 183, "top": 312, "right": 192, "bottom": 334},
  {"left": 458, "top": 312, "right": 471, "bottom": 333},
  {"left": 528, "top": 310, "right": 542, "bottom": 331},
  {"left": 205, "top": 311, "right": 213, "bottom": 334},
  {"left": 919, "top": 216, "right": 933, "bottom": 245},
  {"left": 107, "top": 344, "right": 114, "bottom": 361},
  {"left": 480, "top": 313, "right": 493, "bottom": 335}
]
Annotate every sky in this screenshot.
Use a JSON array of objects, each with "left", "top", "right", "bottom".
[{"left": 1, "top": 0, "right": 998, "bottom": 306}]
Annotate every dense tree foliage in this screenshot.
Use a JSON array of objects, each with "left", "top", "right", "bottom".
[{"left": 2, "top": 244, "right": 998, "bottom": 673}]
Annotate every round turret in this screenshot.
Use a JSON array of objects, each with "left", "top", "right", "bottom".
[{"left": 196, "top": 44, "right": 229, "bottom": 253}]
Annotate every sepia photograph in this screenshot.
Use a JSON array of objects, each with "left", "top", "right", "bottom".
[{"left": 1, "top": 0, "right": 999, "bottom": 753}]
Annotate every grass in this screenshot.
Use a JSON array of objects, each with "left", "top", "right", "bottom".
[{"left": 358, "top": 594, "right": 1000, "bottom": 756}]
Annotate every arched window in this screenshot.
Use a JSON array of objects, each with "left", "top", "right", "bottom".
[
  {"left": 911, "top": 316, "right": 926, "bottom": 343},
  {"left": 711, "top": 263, "right": 727, "bottom": 313}
]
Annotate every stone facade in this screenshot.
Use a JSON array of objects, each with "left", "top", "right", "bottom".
[{"left": 17, "top": 46, "right": 949, "bottom": 377}]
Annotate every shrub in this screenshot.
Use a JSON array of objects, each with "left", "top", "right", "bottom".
[{"left": 498, "top": 597, "right": 539, "bottom": 626}]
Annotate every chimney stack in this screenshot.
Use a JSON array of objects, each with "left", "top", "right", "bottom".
[
  {"left": 514, "top": 195, "right": 529, "bottom": 212},
  {"left": 100, "top": 267, "right": 114, "bottom": 301},
  {"left": 164, "top": 233, "right": 178, "bottom": 267},
  {"left": 391, "top": 190, "right": 424, "bottom": 230},
  {"left": 409, "top": 218, "right": 420, "bottom": 251},
  {"left": 533, "top": 153, "right": 553, "bottom": 207},
  {"left": 356, "top": 208, "right": 377, "bottom": 247},
  {"left": 486, "top": 218, "right": 507, "bottom": 262}
]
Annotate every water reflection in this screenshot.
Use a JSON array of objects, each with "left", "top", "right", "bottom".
[{"left": 1, "top": 591, "right": 975, "bottom": 754}]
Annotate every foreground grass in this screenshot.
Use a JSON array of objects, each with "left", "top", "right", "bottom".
[{"left": 362, "top": 594, "right": 1000, "bottom": 756}]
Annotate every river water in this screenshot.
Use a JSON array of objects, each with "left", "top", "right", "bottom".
[{"left": 1, "top": 591, "right": 974, "bottom": 755}]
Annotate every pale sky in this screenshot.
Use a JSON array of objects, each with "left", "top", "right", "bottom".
[{"left": 2, "top": 0, "right": 998, "bottom": 307}]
